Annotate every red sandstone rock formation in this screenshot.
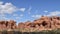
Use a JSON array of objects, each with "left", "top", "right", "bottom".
[
  {"left": 0, "top": 20, "right": 17, "bottom": 30},
  {"left": 7, "top": 20, "right": 17, "bottom": 29},
  {"left": 18, "top": 22, "right": 25, "bottom": 28},
  {"left": 0, "top": 16, "right": 60, "bottom": 31},
  {"left": 17, "top": 16, "right": 60, "bottom": 31}
]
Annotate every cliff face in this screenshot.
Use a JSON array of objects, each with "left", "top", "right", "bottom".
[
  {"left": 18, "top": 16, "right": 60, "bottom": 31},
  {"left": 0, "top": 20, "right": 17, "bottom": 30},
  {"left": 0, "top": 16, "right": 60, "bottom": 31}
]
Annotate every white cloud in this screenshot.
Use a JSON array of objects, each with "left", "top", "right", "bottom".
[
  {"left": 15, "top": 16, "right": 21, "bottom": 20},
  {"left": 13, "top": 13, "right": 23, "bottom": 17},
  {"left": 31, "top": 11, "right": 60, "bottom": 19},
  {"left": 44, "top": 11, "right": 48, "bottom": 13},
  {"left": 11, "top": 14, "right": 24, "bottom": 20},
  {"left": 0, "top": 15, "right": 8, "bottom": 20},
  {"left": 0, "top": 2, "right": 26, "bottom": 14},
  {"left": 19, "top": 8, "right": 25, "bottom": 12},
  {"left": 47, "top": 11, "right": 60, "bottom": 16},
  {"left": 27, "top": 6, "right": 32, "bottom": 14},
  {"left": 0, "top": 2, "right": 3, "bottom": 5},
  {"left": 32, "top": 15, "right": 42, "bottom": 18},
  {"left": 0, "top": 2, "right": 17, "bottom": 14},
  {"left": 13, "top": 14, "right": 18, "bottom": 16},
  {"left": 0, "top": 1, "right": 26, "bottom": 20},
  {"left": 20, "top": 14, "right": 23, "bottom": 17}
]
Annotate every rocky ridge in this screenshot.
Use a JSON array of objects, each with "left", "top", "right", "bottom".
[{"left": 0, "top": 16, "right": 60, "bottom": 31}]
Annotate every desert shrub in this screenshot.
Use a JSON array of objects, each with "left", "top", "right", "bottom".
[
  {"left": 2, "top": 30, "right": 7, "bottom": 34},
  {"left": 1, "top": 28, "right": 60, "bottom": 34},
  {"left": 22, "top": 32, "right": 29, "bottom": 34},
  {"left": 29, "top": 32, "right": 37, "bottom": 34},
  {"left": 7, "top": 31, "right": 14, "bottom": 34},
  {"left": 13, "top": 31, "right": 22, "bottom": 34}
]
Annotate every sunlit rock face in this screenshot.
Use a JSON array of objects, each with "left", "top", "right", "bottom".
[
  {"left": 18, "top": 16, "right": 60, "bottom": 31},
  {"left": 18, "top": 22, "right": 25, "bottom": 28},
  {"left": 0, "top": 20, "right": 17, "bottom": 30},
  {"left": 7, "top": 20, "right": 17, "bottom": 29},
  {"left": 0, "top": 21, "right": 7, "bottom": 30},
  {"left": 0, "top": 16, "right": 60, "bottom": 31}
]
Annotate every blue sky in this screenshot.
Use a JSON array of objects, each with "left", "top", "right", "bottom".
[{"left": 0, "top": 0, "right": 60, "bottom": 23}]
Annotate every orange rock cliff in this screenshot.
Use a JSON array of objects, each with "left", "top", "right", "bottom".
[{"left": 0, "top": 16, "right": 60, "bottom": 31}]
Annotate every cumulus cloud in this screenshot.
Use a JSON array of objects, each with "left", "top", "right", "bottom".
[
  {"left": 0, "top": 2, "right": 17, "bottom": 14},
  {"left": 0, "top": 2, "right": 3, "bottom": 5},
  {"left": 0, "top": 1, "right": 26, "bottom": 20},
  {"left": 47, "top": 11, "right": 60, "bottom": 16},
  {"left": 0, "top": 2, "right": 26, "bottom": 14}
]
